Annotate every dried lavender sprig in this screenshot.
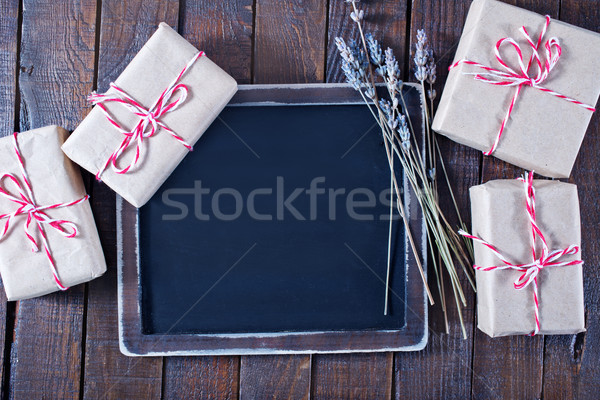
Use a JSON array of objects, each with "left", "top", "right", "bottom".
[
  {"left": 338, "top": 1, "right": 439, "bottom": 315},
  {"left": 414, "top": 29, "right": 429, "bottom": 82},
  {"left": 426, "top": 48, "right": 437, "bottom": 100},
  {"left": 365, "top": 33, "right": 384, "bottom": 72}
]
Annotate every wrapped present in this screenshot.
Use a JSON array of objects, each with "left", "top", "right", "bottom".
[
  {"left": 460, "top": 172, "right": 584, "bottom": 337},
  {"left": 62, "top": 23, "right": 238, "bottom": 207},
  {"left": 0, "top": 126, "right": 106, "bottom": 300},
  {"left": 432, "top": 0, "right": 600, "bottom": 178}
]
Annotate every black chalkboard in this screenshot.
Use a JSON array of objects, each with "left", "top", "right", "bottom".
[{"left": 119, "top": 84, "right": 427, "bottom": 355}]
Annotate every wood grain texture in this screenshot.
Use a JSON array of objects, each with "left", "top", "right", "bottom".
[
  {"left": 541, "top": 2, "right": 600, "bottom": 399},
  {"left": 254, "top": 0, "right": 327, "bottom": 83},
  {"left": 0, "top": 0, "right": 19, "bottom": 396},
  {"left": 162, "top": 357, "right": 240, "bottom": 400},
  {"left": 311, "top": 353, "right": 393, "bottom": 400},
  {"left": 239, "top": 356, "right": 310, "bottom": 400},
  {"left": 0, "top": 0, "right": 19, "bottom": 135},
  {"left": 81, "top": 1, "right": 177, "bottom": 398},
  {"left": 180, "top": 0, "right": 253, "bottom": 84},
  {"left": 326, "top": 0, "right": 408, "bottom": 84},
  {"left": 9, "top": 0, "right": 96, "bottom": 398},
  {"left": 17, "top": 0, "right": 96, "bottom": 131},
  {"left": 395, "top": 1, "right": 479, "bottom": 398},
  {"left": 472, "top": 2, "right": 559, "bottom": 399}
]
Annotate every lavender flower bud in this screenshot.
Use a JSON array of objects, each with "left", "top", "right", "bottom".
[
  {"left": 365, "top": 87, "right": 376, "bottom": 99},
  {"left": 426, "top": 48, "right": 437, "bottom": 85},
  {"left": 350, "top": 9, "right": 364, "bottom": 22},
  {"left": 414, "top": 29, "right": 430, "bottom": 81},
  {"left": 365, "top": 33, "right": 383, "bottom": 66},
  {"left": 385, "top": 48, "right": 401, "bottom": 80}
]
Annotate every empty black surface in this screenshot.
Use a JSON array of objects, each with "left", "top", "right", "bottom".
[{"left": 139, "top": 103, "right": 407, "bottom": 334}]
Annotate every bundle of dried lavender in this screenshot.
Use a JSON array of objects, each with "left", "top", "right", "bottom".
[{"left": 336, "top": 0, "right": 474, "bottom": 337}]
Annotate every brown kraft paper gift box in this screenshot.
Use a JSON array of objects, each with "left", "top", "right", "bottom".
[
  {"left": 469, "top": 178, "right": 584, "bottom": 337},
  {"left": 0, "top": 126, "right": 106, "bottom": 301},
  {"left": 62, "top": 23, "right": 238, "bottom": 207},
  {"left": 432, "top": 0, "right": 600, "bottom": 178}
]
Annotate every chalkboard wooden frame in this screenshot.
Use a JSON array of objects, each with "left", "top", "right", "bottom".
[{"left": 117, "top": 83, "right": 428, "bottom": 356}]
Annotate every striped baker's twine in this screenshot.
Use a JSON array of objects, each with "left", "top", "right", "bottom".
[
  {"left": 0, "top": 132, "right": 90, "bottom": 291},
  {"left": 459, "top": 171, "right": 583, "bottom": 335},
  {"left": 449, "top": 15, "right": 596, "bottom": 156},
  {"left": 89, "top": 51, "right": 205, "bottom": 180}
]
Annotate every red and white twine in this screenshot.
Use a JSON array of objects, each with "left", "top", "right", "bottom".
[
  {"left": 459, "top": 171, "right": 583, "bottom": 335},
  {"left": 449, "top": 15, "right": 596, "bottom": 156},
  {"left": 89, "top": 51, "right": 205, "bottom": 180},
  {"left": 0, "top": 133, "right": 90, "bottom": 291}
]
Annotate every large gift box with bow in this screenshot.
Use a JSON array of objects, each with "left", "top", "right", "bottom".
[
  {"left": 0, "top": 126, "right": 106, "bottom": 300},
  {"left": 62, "top": 23, "right": 238, "bottom": 207},
  {"left": 432, "top": 0, "right": 600, "bottom": 178},
  {"left": 463, "top": 174, "right": 584, "bottom": 337}
]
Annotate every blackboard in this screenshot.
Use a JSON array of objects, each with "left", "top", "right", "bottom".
[{"left": 118, "top": 84, "right": 428, "bottom": 355}]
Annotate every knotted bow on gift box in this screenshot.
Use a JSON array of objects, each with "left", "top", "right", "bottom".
[
  {"left": 0, "top": 126, "right": 106, "bottom": 301},
  {"left": 88, "top": 51, "right": 204, "bottom": 179},
  {"left": 432, "top": 0, "right": 600, "bottom": 178},
  {"left": 0, "top": 133, "right": 90, "bottom": 291},
  {"left": 460, "top": 172, "right": 583, "bottom": 336},
  {"left": 449, "top": 15, "right": 595, "bottom": 156},
  {"left": 464, "top": 173, "right": 585, "bottom": 337},
  {"left": 62, "top": 23, "right": 237, "bottom": 208}
]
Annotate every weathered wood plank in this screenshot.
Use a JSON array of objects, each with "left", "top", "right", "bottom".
[
  {"left": 160, "top": 1, "right": 254, "bottom": 397},
  {"left": 9, "top": 1, "right": 96, "bottom": 398},
  {"left": 472, "top": 2, "right": 559, "bottom": 400},
  {"left": 81, "top": 1, "right": 177, "bottom": 399},
  {"left": 0, "top": 0, "right": 19, "bottom": 395},
  {"left": 254, "top": 0, "right": 327, "bottom": 84},
  {"left": 394, "top": 0, "right": 479, "bottom": 398},
  {"left": 312, "top": 353, "right": 393, "bottom": 400},
  {"left": 0, "top": 0, "right": 19, "bottom": 135},
  {"left": 162, "top": 357, "right": 240, "bottom": 400},
  {"left": 239, "top": 356, "right": 310, "bottom": 400},
  {"left": 236, "top": 1, "right": 327, "bottom": 398},
  {"left": 327, "top": 0, "right": 408, "bottom": 83},
  {"left": 541, "top": 2, "right": 600, "bottom": 399},
  {"left": 180, "top": 0, "right": 253, "bottom": 84}
]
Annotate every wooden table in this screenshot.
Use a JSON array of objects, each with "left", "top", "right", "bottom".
[{"left": 0, "top": 0, "right": 598, "bottom": 398}]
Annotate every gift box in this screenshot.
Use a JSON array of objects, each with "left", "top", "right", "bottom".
[
  {"left": 432, "top": 0, "right": 600, "bottom": 178},
  {"left": 0, "top": 126, "right": 106, "bottom": 300},
  {"left": 465, "top": 174, "right": 584, "bottom": 337},
  {"left": 62, "top": 23, "right": 238, "bottom": 207}
]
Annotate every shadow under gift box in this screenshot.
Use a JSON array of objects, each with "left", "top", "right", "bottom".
[
  {"left": 0, "top": 126, "right": 106, "bottom": 301},
  {"left": 432, "top": 0, "right": 600, "bottom": 178},
  {"left": 470, "top": 179, "right": 584, "bottom": 337},
  {"left": 62, "top": 23, "right": 238, "bottom": 208}
]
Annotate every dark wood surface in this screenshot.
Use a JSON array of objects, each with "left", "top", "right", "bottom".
[{"left": 0, "top": 0, "right": 598, "bottom": 398}]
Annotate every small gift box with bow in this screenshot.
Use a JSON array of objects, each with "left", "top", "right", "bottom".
[
  {"left": 461, "top": 173, "right": 584, "bottom": 337},
  {"left": 432, "top": 0, "right": 600, "bottom": 178},
  {"left": 62, "top": 23, "right": 238, "bottom": 207},
  {"left": 0, "top": 126, "right": 106, "bottom": 301}
]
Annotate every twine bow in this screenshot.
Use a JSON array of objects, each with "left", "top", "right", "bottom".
[
  {"left": 449, "top": 15, "right": 596, "bottom": 156},
  {"left": 89, "top": 51, "right": 205, "bottom": 180},
  {"left": 0, "top": 133, "right": 90, "bottom": 291},
  {"left": 459, "top": 171, "right": 583, "bottom": 335}
]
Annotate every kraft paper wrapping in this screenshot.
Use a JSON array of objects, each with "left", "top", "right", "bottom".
[
  {"left": 62, "top": 23, "right": 238, "bottom": 207},
  {"left": 470, "top": 179, "right": 584, "bottom": 337},
  {"left": 432, "top": 0, "right": 600, "bottom": 178},
  {"left": 0, "top": 126, "right": 106, "bottom": 301}
]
